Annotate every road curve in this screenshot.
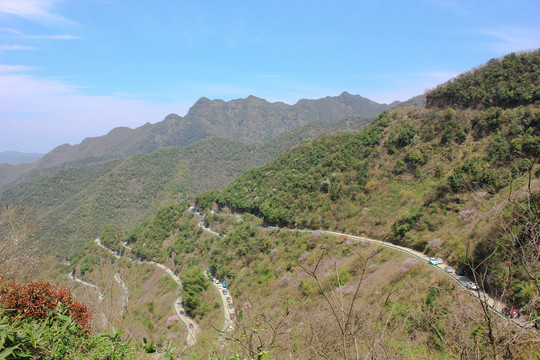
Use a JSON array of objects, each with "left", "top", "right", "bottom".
[
  {"left": 204, "top": 270, "right": 235, "bottom": 332},
  {"left": 66, "top": 271, "right": 105, "bottom": 301},
  {"left": 190, "top": 207, "right": 236, "bottom": 332},
  {"left": 94, "top": 238, "right": 200, "bottom": 346},
  {"left": 260, "top": 226, "right": 534, "bottom": 329}
]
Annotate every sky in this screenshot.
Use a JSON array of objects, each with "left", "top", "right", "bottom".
[{"left": 1, "top": 0, "right": 539, "bottom": 153}]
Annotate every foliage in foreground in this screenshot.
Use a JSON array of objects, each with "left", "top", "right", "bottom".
[
  {"left": 0, "top": 278, "right": 142, "bottom": 359},
  {"left": 0, "top": 278, "right": 92, "bottom": 331}
]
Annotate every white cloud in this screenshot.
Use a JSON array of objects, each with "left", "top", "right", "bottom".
[
  {"left": 474, "top": 26, "right": 540, "bottom": 53},
  {"left": 1, "top": 28, "right": 81, "bottom": 39},
  {"left": 23, "top": 33, "right": 80, "bottom": 39},
  {"left": 0, "top": 64, "right": 35, "bottom": 72},
  {"left": 0, "top": 67, "right": 191, "bottom": 153},
  {"left": 0, "top": 44, "right": 36, "bottom": 50},
  {"left": 0, "top": 0, "right": 70, "bottom": 25}
]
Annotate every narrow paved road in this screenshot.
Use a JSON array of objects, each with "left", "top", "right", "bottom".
[
  {"left": 191, "top": 207, "right": 236, "bottom": 332},
  {"left": 191, "top": 206, "right": 536, "bottom": 329},
  {"left": 205, "top": 270, "right": 235, "bottom": 332},
  {"left": 114, "top": 272, "right": 128, "bottom": 315},
  {"left": 95, "top": 238, "right": 201, "bottom": 346},
  {"left": 260, "top": 227, "right": 534, "bottom": 329},
  {"left": 66, "top": 271, "right": 105, "bottom": 301}
]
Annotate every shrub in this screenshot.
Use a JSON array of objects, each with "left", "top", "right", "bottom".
[{"left": 0, "top": 278, "right": 92, "bottom": 331}]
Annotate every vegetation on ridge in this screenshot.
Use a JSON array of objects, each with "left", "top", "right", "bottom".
[
  {"left": 426, "top": 49, "right": 540, "bottom": 109},
  {"left": 0, "top": 116, "right": 370, "bottom": 259},
  {"left": 4, "top": 49, "right": 540, "bottom": 358},
  {"left": 196, "top": 51, "right": 540, "bottom": 318}
]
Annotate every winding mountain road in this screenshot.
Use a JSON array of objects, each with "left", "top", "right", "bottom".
[
  {"left": 66, "top": 271, "right": 105, "bottom": 301},
  {"left": 259, "top": 226, "right": 534, "bottom": 329},
  {"left": 205, "top": 270, "right": 235, "bottom": 332},
  {"left": 114, "top": 272, "right": 128, "bottom": 315},
  {"left": 94, "top": 238, "right": 200, "bottom": 347},
  {"left": 191, "top": 207, "right": 236, "bottom": 332},
  {"left": 192, "top": 206, "right": 534, "bottom": 329}
]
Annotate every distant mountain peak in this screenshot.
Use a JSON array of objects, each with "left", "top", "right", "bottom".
[{"left": 0, "top": 91, "right": 410, "bottom": 189}]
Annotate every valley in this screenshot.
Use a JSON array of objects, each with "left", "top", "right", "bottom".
[{"left": 1, "top": 49, "right": 539, "bottom": 359}]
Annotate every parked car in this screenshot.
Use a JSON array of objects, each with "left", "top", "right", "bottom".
[
  {"left": 455, "top": 268, "right": 465, "bottom": 276},
  {"left": 222, "top": 282, "right": 227, "bottom": 288},
  {"left": 502, "top": 306, "right": 521, "bottom": 318},
  {"left": 218, "top": 284, "right": 222, "bottom": 289},
  {"left": 466, "top": 282, "right": 478, "bottom": 290},
  {"left": 435, "top": 258, "right": 443, "bottom": 264},
  {"left": 226, "top": 297, "right": 231, "bottom": 303},
  {"left": 222, "top": 289, "right": 228, "bottom": 295},
  {"left": 228, "top": 303, "right": 234, "bottom": 310},
  {"left": 444, "top": 266, "right": 454, "bottom": 273},
  {"left": 429, "top": 258, "right": 439, "bottom": 265},
  {"left": 179, "top": 310, "right": 184, "bottom": 315}
]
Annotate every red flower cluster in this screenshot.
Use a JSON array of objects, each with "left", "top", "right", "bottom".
[{"left": 0, "top": 277, "right": 92, "bottom": 331}]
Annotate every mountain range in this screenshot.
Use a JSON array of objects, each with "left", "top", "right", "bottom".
[
  {"left": 0, "top": 116, "right": 373, "bottom": 258},
  {"left": 0, "top": 92, "right": 424, "bottom": 190},
  {"left": 64, "top": 50, "right": 538, "bottom": 358},
  {"left": 3, "top": 49, "right": 538, "bottom": 359}
]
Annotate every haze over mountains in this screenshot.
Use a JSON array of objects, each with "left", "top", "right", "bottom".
[
  {"left": 0, "top": 92, "right": 424, "bottom": 190},
  {"left": 0, "top": 151, "right": 43, "bottom": 165}
]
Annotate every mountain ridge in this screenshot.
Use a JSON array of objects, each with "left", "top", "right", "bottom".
[
  {"left": 0, "top": 92, "right": 423, "bottom": 190},
  {"left": 0, "top": 116, "right": 372, "bottom": 258}
]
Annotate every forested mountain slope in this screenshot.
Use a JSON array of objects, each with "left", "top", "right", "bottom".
[
  {"left": 427, "top": 49, "right": 540, "bottom": 109},
  {"left": 0, "top": 116, "right": 370, "bottom": 258},
  {"left": 197, "top": 50, "right": 540, "bottom": 312},
  {"left": 0, "top": 92, "right": 409, "bottom": 189},
  {"left": 62, "top": 50, "right": 538, "bottom": 359}
]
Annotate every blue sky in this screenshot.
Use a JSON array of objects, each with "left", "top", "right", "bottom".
[{"left": 1, "top": 0, "right": 539, "bottom": 153}]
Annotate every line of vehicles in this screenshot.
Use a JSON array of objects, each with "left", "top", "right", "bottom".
[
  {"left": 194, "top": 207, "right": 527, "bottom": 327},
  {"left": 428, "top": 257, "right": 522, "bottom": 319},
  {"left": 213, "top": 278, "right": 235, "bottom": 321}
]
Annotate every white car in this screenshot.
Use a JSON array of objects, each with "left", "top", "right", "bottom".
[
  {"left": 466, "top": 282, "right": 478, "bottom": 290},
  {"left": 435, "top": 258, "right": 443, "bottom": 264},
  {"left": 429, "top": 258, "right": 439, "bottom": 265},
  {"left": 218, "top": 284, "right": 222, "bottom": 289}
]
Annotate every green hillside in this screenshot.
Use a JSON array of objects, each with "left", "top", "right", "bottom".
[
  {"left": 196, "top": 51, "right": 540, "bottom": 311},
  {"left": 59, "top": 50, "right": 539, "bottom": 359},
  {"left": 0, "top": 92, "right": 401, "bottom": 190},
  {"left": 0, "top": 116, "right": 370, "bottom": 259},
  {"left": 426, "top": 49, "right": 540, "bottom": 109}
]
